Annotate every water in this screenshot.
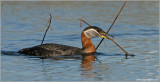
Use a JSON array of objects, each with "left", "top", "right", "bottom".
[{"left": 1, "top": 1, "right": 159, "bottom": 81}]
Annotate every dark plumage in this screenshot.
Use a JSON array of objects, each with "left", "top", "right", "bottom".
[{"left": 18, "top": 43, "right": 82, "bottom": 56}]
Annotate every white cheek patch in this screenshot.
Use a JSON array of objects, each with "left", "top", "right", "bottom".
[{"left": 84, "top": 29, "right": 100, "bottom": 38}]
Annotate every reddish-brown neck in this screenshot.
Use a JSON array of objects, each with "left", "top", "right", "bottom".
[{"left": 81, "top": 32, "right": 96, "bottom": 53}]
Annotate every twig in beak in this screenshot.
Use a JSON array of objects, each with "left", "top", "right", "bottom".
[
  {"left": 106, "top": 36, "right": 128, "bottom": 55},
  {"left": 105, "top": 33, "right": 114, "bottom": 38}
]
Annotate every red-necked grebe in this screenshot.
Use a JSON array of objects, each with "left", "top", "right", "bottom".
[{"left": 18, "top": 26, "right": 112, "bottom": 56}]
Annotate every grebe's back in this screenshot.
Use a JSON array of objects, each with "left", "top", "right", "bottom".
[{"left": 18, "top": 43, "right": 82, "bottom": 56}]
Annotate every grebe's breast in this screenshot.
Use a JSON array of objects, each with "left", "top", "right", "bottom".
[{"left": 18, "top": 43, "right": 82, "bottom": 56}]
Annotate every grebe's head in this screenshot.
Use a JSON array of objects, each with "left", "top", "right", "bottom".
[{"left": 83, "top": 26, "right": 112, "bottom": 39}]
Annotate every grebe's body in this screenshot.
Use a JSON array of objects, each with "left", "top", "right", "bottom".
[
  {"left": 18, "top": 26, "right": 110, "bottom": 56},
  {"left": 18, "top": 43, "right": 82, "bottom": 56}
]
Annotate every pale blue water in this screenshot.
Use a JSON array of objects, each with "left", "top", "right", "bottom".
[{"left": 1, "top": 1, "right": 159, "bottom": 81}]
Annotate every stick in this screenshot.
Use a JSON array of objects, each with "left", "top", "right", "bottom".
[
  {"left": 41, "top": 14, "right": 52, "bottom": 45},
  {"left": 96, "top": 1, "right": 127, "bottom": 49},
  {"left": 79, "top": 19, "right": 90, "bottom": 27},
  {"left": 80, "top": 19, "right": 82, "bottom": 27},
  {"left": 107, "top": 37, "right": 128, "bottom": 55}
]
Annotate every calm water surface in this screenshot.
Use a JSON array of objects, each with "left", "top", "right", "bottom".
[{"left": 1, "top": 1, "right": 159, "bottom": 81}]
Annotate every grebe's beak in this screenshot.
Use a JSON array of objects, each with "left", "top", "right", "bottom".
[{"left": 100, "top": 32, "right": 114, "bottom": 39}]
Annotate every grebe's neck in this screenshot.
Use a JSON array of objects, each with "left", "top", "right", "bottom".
[{"left": 81, "top": 32, "right": 96, "bottom": 54}]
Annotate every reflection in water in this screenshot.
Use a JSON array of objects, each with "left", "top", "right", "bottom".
[
  {"left": 80, "top": 54, "right": 99, "bottom": 79},
  {"left": 81, "top": 54, "right": 96, "bottom": 71}
]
